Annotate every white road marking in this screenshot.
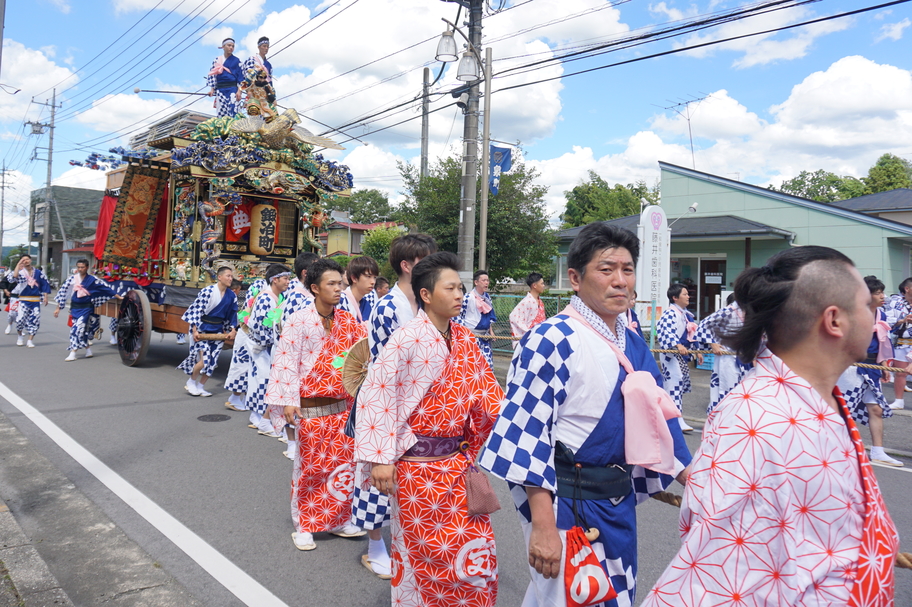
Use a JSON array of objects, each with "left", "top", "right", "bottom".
[
  {"left": 0, "top": 380, "right": 288, "bottom": 607},
  {"left": 870, "top": 461, "right": 912, "bottom": 473}
]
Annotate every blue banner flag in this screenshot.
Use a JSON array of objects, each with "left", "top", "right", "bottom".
[{"left": 489, "top": 146, "right": 512, "bottom": 196}]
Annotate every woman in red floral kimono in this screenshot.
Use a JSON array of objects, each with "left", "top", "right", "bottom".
[{"left": 354, "top": 251, "right": 503, "bottom": 607}]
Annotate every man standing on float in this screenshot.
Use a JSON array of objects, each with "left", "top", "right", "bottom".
[{"left": 206, "top": 38, "right": 243, "bottom": 118}]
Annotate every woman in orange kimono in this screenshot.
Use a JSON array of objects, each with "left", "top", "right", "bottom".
[{"left": 354, "top": 252, "right": 503, "bottom": 607}]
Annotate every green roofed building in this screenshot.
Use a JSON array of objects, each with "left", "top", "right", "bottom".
[{"left": 555, "top": 162, "right": 912, "bottom": 321}]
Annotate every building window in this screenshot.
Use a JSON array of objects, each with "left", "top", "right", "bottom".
[{"left": 83, "top": 220, "right": 98, "bottom": 229}]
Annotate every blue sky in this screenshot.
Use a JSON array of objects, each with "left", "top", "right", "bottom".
[{"left": 1, "top": 0, "right": 910, "bottom": 244}]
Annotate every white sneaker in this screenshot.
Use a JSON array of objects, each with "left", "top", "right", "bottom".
[
  {"left": 678, "top": 417, "right": 694, "bottom": 433},
  {"left": 890, "top": 399, "right": 905, "bottom": 410},
  {"left": 185, "top": 379, "right": 201, "bottom": 396},
  {"left": 330, "top": 524, "right": 367, "bottom": 538},
  {"left": 176, "top": 335, "right": 186, "bottom": 345},
  {"left": 16, "top": 336, "right": 23, "bottom": 346},
  {"left": 109, "top": 336, "right": 118, "bottom": 345},
  {"left": 197, "top": 382, "right": 212, "bottom": 397},
  {"left": 870, "top": 451, "right": 904, "bottom": 467},
  {"left": 291, "top": 532, "right": 316, "bottom": 551},
  {"left": 4, "top": 324, "right": 10, "bottom": 335},
  {"left": 26, "top": 340, "right": 35, "bottom": 348},
  {"left": 84, "top": 348, "right": 93, "bottom": 358},
  {"left": 65, "top": 351, "right": 77, "bottom": 362}
]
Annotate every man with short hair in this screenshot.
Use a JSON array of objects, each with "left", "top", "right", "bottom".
[
  {"left": 241, "top": 36, "right": 276, "bottom": 119},
  {"left": 481, "top": 222, "right": 692, "bottom": 607},
  {"left": 350, "top": 232, "right": 437, "bottom": 579},
  {"left": 54, "top": 259, "right": 120, "bottom": 361},
  {"left": 374, "top": 276, "right": 390, "bottom": 299},
  {"left": 178, "top": 266, "right": 238, "bottom": 397},
  {"left": 656, "top": 283, "right": 702, "bottom": 433},
  {"left": 642, "top": 246, "right": 899, "bottom": 606},
  {"left": 338, "top": 255, "right": 379, "bottom": 325},
  {"left": 224, "top": 278, "right": 267, "bottom": 412},
  {"left": 6, "top": 254, "right": 50, "bottom": 347},
  {"left": 457, "top": 269, "right": 497, "bottom": 368},
  {"left": 266, "top": 258, "right": 367, "bottom": 551},
  {"left": 509, "top": 271, "right": 546, "bottom": 349}
]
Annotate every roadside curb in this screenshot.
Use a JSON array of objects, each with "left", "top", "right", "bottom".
[{"left": 0, "top": 503, "right": 74, "bottom": 607}]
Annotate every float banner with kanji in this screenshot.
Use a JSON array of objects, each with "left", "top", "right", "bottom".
[
  {"left": 635, "top": 205, "right": 670, "bottom": 330},
  {"left": 489, "top": 146, "right": 512, "bottom": 196}
]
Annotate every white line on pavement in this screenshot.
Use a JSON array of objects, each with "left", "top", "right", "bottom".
[{"left": 0, "top": 380, "right": 288, "bottom": 607}]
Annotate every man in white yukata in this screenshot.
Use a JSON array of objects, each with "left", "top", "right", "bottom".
[
  {"left": 656, "top": 283, "right": 702, "bottom": 433},
  {"left": 481, "top": 222, "right": 692, "bottom": 607},
  {"left": 224, "top": 278, "right": 266, "bottom": 412},
  {"left": 509, "top": 271, "right": 547, "bottom": 349},
  {"left": 642, "top": 245, "right": 899, "bottom": 607},
  {"left": 337, "top": 255, "right": 378, "bottom": 326},
  {"left": 177, "top": 266, "right": 238, "bottom": 397},
  {"left": 349, "top": 233, "right": 437, "bottom": 579}
]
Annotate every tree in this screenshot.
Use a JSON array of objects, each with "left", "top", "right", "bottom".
[
  {"left": 772, "top": 170, "right": 849, "bottom": 202},
  {"left": 864, "top": 153, "right": 912, "bottom": 194},
  {"left": 324, "top": 188, "right": 393, "bottom": 224},
  {"left": 561, "top": 172, "right": 658, "bottom": 228},
  {"left": 2, "top": 244, "right": 28, "bottom": 268},
  {"left": 396, "top": 152, "right": 557, "bottom": 287},
  {"left": 362, "top": 225, "right": 403, "bottom": 281}
]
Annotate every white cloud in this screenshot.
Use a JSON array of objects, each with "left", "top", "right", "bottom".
[
  {"left": 0, "top": 170, "right": 36, "bottom": 245},
  {"left": 242, "top": 0, "right": 625, "bottom": 152},
  {"left": 675, "top": 5, "right": 851, "bottom": 68},
  {"left": 201, "top": 27, "right": 234, "bottom": 48},
  {"left": 526, "top": 56, "right": 912, "bottom": 218},
  {"left": 649, "top": 2, "right": 687, "bottom": 22},
  {"left": 342, "top": 144, "right": 407, "bottom": 203},
  {"left": 0, "top": 40, "right": 78, "bottom": 122},
  {"left": 112, "top": 0, "right": 266, "bottom": 26},
  {"left": 876, "top": 18, "right": 911, "bottom": 42},
  {"left": 47, "top": 0, "right": 71, "bottom": 14},
  {"left": 73, "top": 93, "right": 181, "bottom": 145},
  {"left": 52, "top": 166, "right": 107, "bottom": 191}
]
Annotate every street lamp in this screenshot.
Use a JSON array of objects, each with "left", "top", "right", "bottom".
[
  {"left": 435, "top": 19, "right": 482, "bottom": 82},
  {"left": 668, "top": 202, "right": 698, "bottom": 228}
]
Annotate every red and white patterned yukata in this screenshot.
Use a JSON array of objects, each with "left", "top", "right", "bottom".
[
  {"left": 265, "top": 305, "right": 366, "bottom": 534},
  {"left": 642, "top": 348, "right": 899, "bottom": 607},
  {"left": 354, "top": 311, "right": 503, "bottom": 607}
]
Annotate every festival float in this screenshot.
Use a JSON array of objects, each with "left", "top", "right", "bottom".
[{"left": 92, "top": 94, "right": 350, "bottom": 366}]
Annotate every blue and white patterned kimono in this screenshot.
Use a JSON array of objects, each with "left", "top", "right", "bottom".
[
  {"left": 457, "top": 289, "right": 497, "bottom": 368},
  {"left": 206, "top": 54, "right": 243, "bottom": 118},
  {"left": 245, "top": 289, "right": 283, "bottom": 414},
  {"left": 693, "top": 302, "right": 750, "bottom": 415},
  {"left": 224, "top": 279, "right": 267, "bottom": 396},
  {"left": 837, "top": 308, "right": 893, "bottom": 427},
  {"left": 350, "top": 283, "right": 417, "bottom": 531},
  {"left": 481, "top": 303, "right": 692, "bottom": 607},
  {"left": 55, "top": 273, "right": 117, "bottom": 350},
  {"left": 177, "top": 285, "right": 238, "bottom": 378},
  {"left": 10, "top": 268, "right": 50, "bottom": 336},
  {"left": 656, "top": 304, "right": 695, "bottom": 412}
]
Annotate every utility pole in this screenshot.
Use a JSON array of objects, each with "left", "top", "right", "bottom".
[
  {"left": 477, "top": 47, "right": 493, "bottom": 271},
  {"left": 28, "top": 88, "right": 60, "bottom": 273},
  {"left": 456, "top": 0, "right": 483, "bottom": 281},
  {"left": 0, "top": 164, "right": 10, "bottom": 260},
  {"left": 420, "top": 67, "right": 430, "bottom": 179}
]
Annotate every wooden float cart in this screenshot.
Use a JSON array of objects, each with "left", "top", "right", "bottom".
[{"left": 93, "top": 109, "right": 351, "bottom": 366}]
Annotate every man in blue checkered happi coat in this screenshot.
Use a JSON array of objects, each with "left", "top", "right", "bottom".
[
  {"left": 54, "top": 259, "right": 120, "bottom": 361},
  {"left": 481, "top": 222, "right": 692, "bottom": 607}
]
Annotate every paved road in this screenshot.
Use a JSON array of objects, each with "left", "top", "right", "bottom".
[{"left": 0, "top": 317, "right": 910, "bottom": 606}]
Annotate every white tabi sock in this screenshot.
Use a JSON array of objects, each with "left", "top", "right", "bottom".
[
  {"left": 249, "top": 411, "right": 262, "bottom": 425},
  {"left": 871, "top": 447, "right": 887, "bottom": 458},
  {"left": 285, "top": 440, "right": 297, "bottom": 457},
  {"left": 368, "top": 538, "right": 391, "bottom": 568}
]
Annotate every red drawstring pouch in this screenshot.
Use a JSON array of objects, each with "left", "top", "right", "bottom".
[
  {"left": 564, "top": 526, "right": 617, "bottom": 607},
  {"left": 67, "top": 315, "right": 74, "bottom": 327}
]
